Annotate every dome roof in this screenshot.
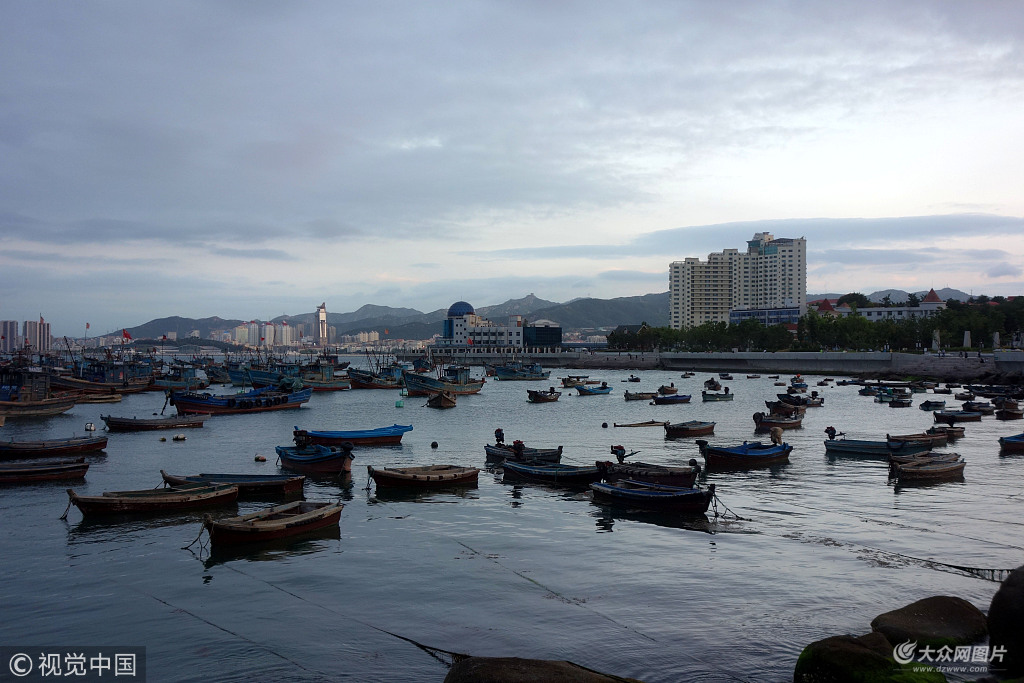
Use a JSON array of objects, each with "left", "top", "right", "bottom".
[{"left": 447, "top": 301, "right": 475, "bottom": 317}]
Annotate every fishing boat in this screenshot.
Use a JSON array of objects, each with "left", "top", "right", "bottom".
[
  {"left": 695, "top": 439, "right": 792, "bottom": 469},
  {"left": 746, "top": 374, "right": 761, "bottom": 379},
  {"left": 719, "top": 373, "right": 734, "bottom": 380},
  {"left": 70, "top": 391, "right": 123, "bottom": 404},
  {"left": 888, "top": 451, "right": 962, "bottom": 466},
  {"left": 577, "top": 382, "right": 613, "bottom": 396},
  {"left": 997, "top": 407, "right": 1024, "bottom": 420},
  {"left": 275, "top": 440, "right": 355, "bottom": 474},
  {"left": 501, "top": 461, "right": 602, "bottom": 486},
  {"left": 891, "top": 456, "right": 965, "bottom": 482},
  {"left": 625, "top": 375, "right": 641, "bottom": 383},
  {"left": 651, "top": 394, "right": 691, "bottom": 405},
  {"left": 752, "top": 412, "right": 802, "bottom": 431},
  {"left": 0, "top": 458, "right": 89, "bottom": 484},
  {"left": 701, "top": 391, "right": 733, "bottom": 402},
  {"left": 170, "top": 385, "right": 312, "bottom": 415},
  {"left": 823, "top": 438, "right": 931, "bottom": 459},
  {"left": 589, "top": 479, "right": 715, "bottom": 513},
  {"left": 961, "top": 401, "right": 995, "bottom": 415},
  {"left": 160, "top": 471, "right": 306, "bottom": 497},
  {"left": 296, "top": 424, "right": 413, "bottom": 447},
  {"left": 425, "top": 391, "right": 457, "bottom": 409},
  {"left": 401, "top": 365, "right": 484, "bottom": 396},
  {"left": 594, "top": 459, "right": 701, "bottom": 487},
  {"left": 0, "top": 435, "right": 108, "bottom": 459},
  {"left": 613, "top": 420, "right": 669, "bottom": 428},
  {"left": 66, "top": 483, "right": 239, "bottom": 516},
  {"left": 889, "top": 397, "right": 913, "bottom": 408},
  {"left": 658, "top": 385, "right": 678, "bottom": 395},
  {"left": 927, "top": 425, "right": 965, "bottom": 440},
  {"left": 203, "top": 501, "right": 344, "bottom": 547},
  {"left": 703, "top": 378, "right": 722, "bottom": 391},
  {"left": 527, "top": 388, "right": 561, "bottom": 403},
  {"left": 623, "top": 390, "right": 658, "bottom": 401},
  {"left": 933, "top": 410, "right": 983, "bottom": 424},
  {"left": 101, "top": 413, "right": 210, "bottom": 431},
  {"left": 0, "top": 369, "right": 77, "bottom": 418},
  {"left": 663, "top": 420, "right": 715, "bottom": 438},
  {"left": 492, "top": 361, "right": 550, "bottom": 381},
  {"left": 765, "top": 400, "right": 805, "bottom": 417},
  {"left": 346, "top": 349, "right": 407, "bottom": 389},
  {"left": 484, "top": 441, "right": 563, "bottom": 463},
  {"left": 560, "top": 375, "right": 593, "bottom": 388},
  {"left": 886, "top": 431, "right": 948, "bottom": 447},
  {"left": 367, "top": 464, "right": 480, "bottom": 488},
  {"left": 918, "top": 400, "right": 947, "bottom": 411},
  {"left": 998, "top": 433, "right": 1024, "bottom": 454}
]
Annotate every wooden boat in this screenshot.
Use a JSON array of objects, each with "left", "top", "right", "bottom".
[
  {"left": 0, "top": 435, "right": 107, "bottom": 459},
  {"left": 823, "top": 438, "right": 931, "bottom": 459},
  {"left": 998, "top": 433, "right": 1024, "bottom": 454},
  {"left": 560, "top": 375, "right": 592, "bottom": 388},
  {"left": 576, "top": 382, "right": 612, "bottom": 396},
  {"left": 651, "top": 394, "right": 692, "bottom": 405},
  {"left": 170, "top": 385, "right": 312, "bottom": 415},
  {"left": 997, "top": 407, "right": 1024, "bottom": 420},
  {"left": 501, "top": 461, "right": 602, "bottom": 486},
  {"left": 933, "top": 410, "right": 983, "bottom": 424},
  {"left": 765, "top": 400, "right": 806, "bottom": 417},
  {"left": 297, "top": 424, "right": 413, "bottom": 447},
  {"left": 696, "top": 439, "right": 791, "bottom": 469},
  {"left": 401, "top": 366, "right": 484, "bottom": 396},
  {"left": 590, "top": 479, "right": 715, "bottom": 513},
  {"left": 276, "top": 442, "right": 354, "bottom": 474},
  {"left": 918, "top": 400, "right": 947, "bottom": 411},
  {"left": 425, "top": 391, "right": 457, "bottom": 409},
  {"left": 484, "top": 442, "right": 563, "bottom": 464},
  {"left": 623, "top": 390, "right": 658, "bottom": 401},
  {"left": 886, "top": 431, "right": 948, "bottom": 447},
  {"left": 701, "top": 391, "right": 733, "bottom": 402},
  {"left": 658, "top": 385, "right": 678, "bottom": 395},
  {"left": 888, "top": 451, "right": 961, "bottom": 466},
  {"left": 625, "top": 375, "right": 641, "bottom": 383},
  {"left": 954, "top": 391, "right": 976, "bottom": 401},
  {"left": 101, "top": 413, "right": 209, "bottom": 431},
  {"left": 719, "top": 373, "right": 733, "bottom": 380},
  {"left": 752, "top": 412, "right": 802, "bottom": 431},
  {"left": 347, "top": 366, "right": 404, "bottom": 390},
  {"left": 160, "top": 470, "right": 305, "bottom": 496},
  {"left": 527, "top": 388, "right": 562, "bottom": 403},
  {"left": 595, "top": 459, "right": 700, "bottom": 487},
  {"left": 962, "top": 401, "right": 994, "bottom": 415},
  {"left": 66, "top": 483, "right": 238, "bottom": 516},
  {"left": 746, "top": 374, "right": 761, "bottom": 379},
  {"left": 0, "top": 458, "right": 89, "bottom": 484},
  {"left": 614, "top": 420, "right": 669, "bottom": 428},
  {"left": 892, "top": 457, "right": 965, "bottom": 482},
  {"left": 703, "top": 378, "right": 722, "bottom": 391},
  {"left": 889, "top": 397, "right": 913, "bottom": 408},
  {"left": 204, "top": 501, "right": 344, "bottom": 546},
  {"left": 927, "top": 425, "right": 965, "bottom": 440},
  {"left": 664, "top": 420, "right": 715, "bottom": 438},
  {"left": 0, "top": 394, "right": 77, "bottom": 418},
  {"left": 368, "top": 464, "right": 479, "bottom": 488}
]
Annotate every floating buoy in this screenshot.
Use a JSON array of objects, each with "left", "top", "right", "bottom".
[
  {"left": 395, "top": 399, "right": 404, "bottom": 408},
  {"left": 431, "top": 441, "right": 438, "bottom": 449},
  {"left": 602, "top": 422, "right": 608, "bottom": 428},
  {"left": 159, "top": 437, "right": 167, "bottom": 442},
  {"left": 172, "top": 434, "right": 186, "bottom": 441},
  {"left": 254, "top": 454, "right": 267, "bottom": 462},
  {"left": 85, "top": 422, "right": 95, "bottom": 431}
]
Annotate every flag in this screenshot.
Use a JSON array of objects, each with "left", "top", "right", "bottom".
[
  {"left": 86, "top": 322, "right": 90, "bottom": 330},
  {"left": 162, "top": 335, "right": 167, "bottom": 340},
  {"left": 467, "top": 338, "right": 474, "bottom": 345},
  {"left": 122, "top": 329, "right": 132, "bottom": 340},
  {"left": 40, "top": 315, "right": 44, "bottom": 324}
]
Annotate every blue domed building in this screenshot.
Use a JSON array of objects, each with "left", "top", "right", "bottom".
[{"left": 439, "top": 301, "right": 561, "bottom": 349}]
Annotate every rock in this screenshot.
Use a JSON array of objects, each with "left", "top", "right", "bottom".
[
  {"left": 794, "top": 633, "right": 946, "bottom": 682},
  {"left": 871, "top": 596, "right": 987, "bottom": 647},
  {"left": 443, "top": 657, "right": 644, "bottom": 683},
  {"left": 989, "top": 565, "right": 1024, "bottom": 676}
]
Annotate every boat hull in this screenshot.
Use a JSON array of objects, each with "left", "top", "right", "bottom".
[
  {"left": 484, "top": 443, "right": 562, "bottom": 463},
  {"left": 299, "top": 425, "right": 413, "bottom": 446},
  {"left": 501, "top": 461, "right": 602, "bottom": 486},
  {"left": 161, "top": 471, "right": 305, "bottom": 496},
  {"left": 0, "top": 436, "right": 107, "bottom": 459},
  {"left": 204, "top": 501, "right": 344, "bottom": 546},
  {"left": 171, "top": 387, "right": 312, "bottom": 415},
  {"left": 368, "top": 465, "right": 480, "bottom": 488},
  {"left": 401, "top": 371, "right": 484, "bottom": 396},
  {"left": 595, "top": 461, "right": 699, "bottom": 487},
  {"left": 590, "top": 480, "right": 714, "bottom": 513},
  {"left": 67, "top": 484, "right": 238, "bottom": 515},
  {"left": 0, "top": 397, "right": 77, "bottom": 418},
  {"left": 664, "top": 421, "right": 715, "bottom": 438},
  {"left": 276, "top": 445, "right": 354, "bottom": 474},
  {"left": 101, "top": 414, "right": 209, "bottom": 431},
  {"left": 0, "top": 458, "right": 89, "bottom": 483},
  {"left": 696, "top": 440, "right": 791, "bottom": 469}
]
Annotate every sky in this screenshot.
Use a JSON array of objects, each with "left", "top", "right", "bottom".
[{"left": 2, "top": 1, "right": 1023, "bottom": 337}]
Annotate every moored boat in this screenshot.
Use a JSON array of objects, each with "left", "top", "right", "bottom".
[
  {"left": 701, "top": 390, "right": 733, "bottom": 402},
  {"left": 918, "top": 400, "right": 947, "bottom": 411},
  {"left": 297, "top": 424, "right": 413, "bottom": 447},
  {"left": 933, "top": 410, "right": 983, "bottom": 424},
  {"left": 891, "top": 456, "right": 965, "bottom": 482},
  {"left": 501, "top": 461, "right": 602, "bottom": 486},
  {"left": 594, "top": 459, "right": 701, "bottom": 487},
  {"left": 589, "top": 479, "right": 715, "bottom": 513},
  {"left": 663, "top": 420, "right": 715, "bottom": 438},
  {"left": 484, "top": 441, "right": 563, "bottom": 463},
  {"left": 402, "top": 365, "right": 484, "bottom": 396},
  {"left": 425, "top": 391, "right": 457, "bottom": 409},
  {"left": 102, "top": 413, "right": 210, "bottom": 431},
  {"left": 170, "top": 385, "right": 312, "bottom": 415},
  {"left": 204, "top": 501, "right": 344, "bottom": 546},
  {"left": 752, "top": 412, "right": 802, "bottom": 431},
  {"left": 823, "top": 438, "right": 931, "bottom": 459},
  {"left": 658, "top": 384, "right": 678, "bottom": 395},
  {"left": 998, "top": 432, "right": 1024, "bottom": 454},
  {"left": 927, "top": 425, "right": 965, "bottom": 440},
  {"left": 276, "top": 441, "right": 355, "bottom": 474},
  {"left": 160, "top": 471, "right": 305, "bottom": 497},
  {"left": 0, "top": 435, "right": 108, "bottom": 460},
  {"left": 696, "top": 439, "right": 791, "bottom": 469},
  {"left": 651, "top": 394, "right": 692, "bottom": 405},
  {"left": 623, "top": 390, "right": 658, "bottom": 401},
  {"left": 0, "top": 458, "right": 89, "bottom": 484},
  {"left": 613, "top": 420, "right": 669, "bottom": 428},
  {"left": 368, "top": 464, "right": 479, "bottom": 488},
  {"left": 577, "top": 382, "right": 613, "bottom": 396},
  {"left": 492, "top": 362, "right": 550, "bottom": 381},
  {"left": 66, "top": 483, "right": 238, "bottom": 516},
  {"left": 886, "top": 431, "right": 948, "bottom": 447},
  {"left": 527, "top": 388, "right": 562, "bottom": 403}
]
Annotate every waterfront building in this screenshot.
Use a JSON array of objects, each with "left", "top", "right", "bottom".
[
  {"left": 811, "top": 289, "right": 947, "bottom": 322},
  {"left": 437, "top": 301, "right": 562, "bottom": 348},
  {"left": 1, "top": 320, "right": 19, "bottom": 352},
  {"left": 316, "top": 302, "right": 328, "bottom": 346},
  {"left": 669, "top": 233, "right": 806, "bottom": 329}
]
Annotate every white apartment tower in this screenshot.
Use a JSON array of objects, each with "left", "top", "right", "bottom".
[
  {"left": 669, "top": 233, "right": 806, "bottom": 329},
  {"left": 316, "top": 303, "right": 328, "bottom": 346}
]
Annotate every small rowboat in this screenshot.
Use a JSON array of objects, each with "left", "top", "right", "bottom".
[
  {"left": 425, "top": 391, "right": 457, "bottom": 409},
  {"left": 613, "top": 420, "right": 670, "bottom": 428},
  {"left": 998, "top": 433, "right": 1024, "bottom": 454},
  {"left": 595, "top": 460, "right": 701, "bottom": 487},
  {"left": 933, "top": 410, "right": 982, "bottom": 424},
  {"left": 0, "top": 435, "right": 108, "bottom": 459},
  {"left": 887, "top": 432, "right": 948, "bottom": 447},
  {"left": 101, "top": 413, "right": 210, "bottom": 431},
  {"left": 160, "top": 471, "right": 305, "bottom": 497},
  {"left": 996, "top": 407, "right": 1023, "bottom": 420},
  {"left": 66, "top": 483, "right": 238, "bottom": 516},
  {"left": 501, "top": 461, "right": 602, "bottom": 486},
  {"left": 368, "top": 464, "right": 479, "bottom": 488},
  {"left": 484, "top": 442, "right": 563, "bottom": 464},
  {"left": 651, "top": 394, "right": 691, "bottom": 405},
  {"left": 577, "top": 383, "right": 613, "bottom": 396},
  {"left": 752, "top": 412, "right": 802, "bottom": 431},
  {"left": 204, "top": 501, "right": 344, "bottom": 547},
  {"left": 0, "top": 458, "right": 89, "bottom": 484},
  {"left": 664, "top": 420, "right": 715, "bottom": 438},
  {"left": 888, "top": 451, "right": 962, "bottom": 466},
  {"left": 701, "top": 391, "right": 733, "bottom": 402},
  {"left": 590, "top": 479, "right": 715, "bottom": 513},
  {"left": 927, "top": 425, "right": 965, "bottom": 440},
  {"left": 824, "top": 438, "right": 931, "bottom": 459},
  {"left": 297, "top": 424, "right": 413, "bottom": 447},
  {"left": 658, "top": 385, "right": 679, "bottom": 395},
  {"left": 276, "top": 443, "right": 355, "bottom": 474},
  {"left": 918, "top": 400, "right": 946, "bottom": 412},
  {"left": 892, "top": 456, "right": 965, "bottom": 482},
  {"left": 696, "top": 439, "right": 791, "bottom": 469},
  {"left": 527, "top": 388, "right": 562, "bottom": 403},
  {"left": 623, "top": 391, "right": 658, "bottom": 401}
]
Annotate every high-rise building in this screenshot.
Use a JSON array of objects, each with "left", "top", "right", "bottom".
[
  {"left": 316, "top": 303, "right": 328, "bottom": 346},
  {"left": 0, "top": 321, "right": 20, "bottom": 352},
  {"left": 669, "top": 233, "right": 806, "bottom": 329},
  {"left": 22, "top": 318, "right": 52, "bottom": 352}
]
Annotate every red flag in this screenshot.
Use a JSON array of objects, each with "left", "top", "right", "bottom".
[
  {"left": 467, "top": 338, "right": 474, "bottom": 345},
  {"left": 122, "top": 329, "right": 132, "bottom": 340},
  {"left": 86, "top": 322, "right": 90, "bottom": 330}
]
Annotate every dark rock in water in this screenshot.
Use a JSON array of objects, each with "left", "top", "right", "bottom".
[
  {"left": 988, "top": 565, "right": 1024, "bottom": 676},
  {"left": 443, "top": 656, "right": 644, "bottom": 682},
  {"left": 794, "top": 633, "right": 945, "bottom": 682},
  {"left": 871, "top": 595, "right": 987, "bottom": 647}
]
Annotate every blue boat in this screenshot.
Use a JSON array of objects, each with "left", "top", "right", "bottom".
[
  {"left": 401, "top": 366, "right": 485, "bottom": 396},
  {"left": 297, "top": 424, "right": 413, "bottom": 447},
  {"left": 823, "top": 438, "right": 931, "bottom": 459},
  {"left": 998, "top": 432, "right": 1024, "bottom": 454},
  {"left": 590, "top": 479, "right": 715, "bottom": 513},
  {"left": 696, "top": 439, "right": 791, "bottom": 469},
  {"left": 501, "top": 460, "right": 602, "bottom": 485},
  {"left": 492, "top": 361, "right": 550, "bottom": 381},
  {"left": 576, "top": 382, "right": 613, "bottom": 396},
  {"left": 170, "top": 385, "right": 312, "bottom": 415},
  {"left": 652, "top": 394, "right": 691, "bottom": 405},
  {"left": 275, "top": 443, "right": 355, "bottom": 474}
]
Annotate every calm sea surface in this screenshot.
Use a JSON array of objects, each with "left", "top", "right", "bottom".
[{"left": 2, "top": 361, "right": 1021, "bottom": 682}]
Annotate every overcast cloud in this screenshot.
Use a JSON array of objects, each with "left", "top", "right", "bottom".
[{"left": 2, "top": 1, "right": 1023, "bottom": 335}]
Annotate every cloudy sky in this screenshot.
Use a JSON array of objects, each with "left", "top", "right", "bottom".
[{"left": 2, "top": 1, "right": 1023, "bottom": 336}]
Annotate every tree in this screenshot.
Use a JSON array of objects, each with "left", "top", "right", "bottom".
[
  {"left": 906, "top": 292, "right": 920, "bottom": 307},
  {"left": 837, "top": 292, "right": 871, "bottom": 309}
]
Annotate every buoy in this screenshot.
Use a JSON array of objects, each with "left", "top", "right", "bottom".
[
  {"left": 431, "top": 441, "right": 438, "bottom": 449},
  {"left": 84, "top": 422, "right": 95, "bottom": 431},
  {"left": 395, "top": 399, "right": 404, "bottom": 407},
  {"left": 172, "top": 434, "right": 186, "bottom": 441},
  {"left": 254, "top": 454, "right": 267, "bottom": 462},
  {"left": 159, "top": 437, "right": 167, "bottom": 442},
  {"left": 602, "top": 422, "right": 608, "bottom": 428}
]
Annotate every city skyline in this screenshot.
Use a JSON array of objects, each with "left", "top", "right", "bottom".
[{"left": 3, "top": 3, "right": 1023, "bottom": 337}]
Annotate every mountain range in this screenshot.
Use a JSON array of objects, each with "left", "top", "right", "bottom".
[{"left": 117, "top": 288, "right": 972, "bottom": 342}]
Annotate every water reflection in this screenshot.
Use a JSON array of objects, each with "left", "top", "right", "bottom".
[
  {"left": 66, "top": 510, "right": 221, "bottom": 545},
  {"left": 199, "top": 528, "right": 342, "bottom": 569},
  {"left": 590, "top": 504, "right": 715, "bottom": 534},
  {"left": 367, "top": 486, "right": 479, "bottom": 504}
]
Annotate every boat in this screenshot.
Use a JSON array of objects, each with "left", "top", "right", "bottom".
[
  {"left": 891, "top": 456, "right": 965, "bottom": 482},
  {"left": 701, "top": 391, "right": 733, "bottom": 401},
  {"left": 527, "top": 388, "right": 562, "bottom": 403},
  {"left": 886, "top": 431, "right": 948, "bottom": 448},
  {"left": 0, "top": 368, "right": 77, "bottom": 418},
  {"left": 425, "top": 391, "right": 457, "bottom": 409},
  {"left": 918, "top": 400, "right": 947, "bottom": 411},
  {"left": 576, "top": 382, "right": 613, "bottom": 396},
  {"left": 296, "top": 424, "right": 413, "bottom": 447},
  {"left": 560, "top": 375, "right": 593, "bottom": 388},
  {"left": 927, "top": 425, "right": 965, "bottom": 440},
  {"left": 933, "top": 410, "right": 983, "bottom": 424},
  {"left": 203, "top": 501, "right": 344, "bottom": 547},
  {"left": 752, "top": 412, "right": 802, "bottom": 431},
  {"left": 889, "top": 397, "right": 913, "bottom": 408},
  {"left": 823, "top": 438, "right": 932, "bottom": 459},
  {"left": 613, "top": 420, "right": 669, "bottom": 428},
  {"left": 590, "top": 479, "right": 715, "bottom": 513},
  {"left": 658, "top": 385, "right": 678, "bottom": 395},
  {"left": 625, "top": 375, "right": 641, "bottom": 383},
  {"left": 594, "top": 459, "right": 701, "bottom": 487},
  {"left": 0, "top": 435, "right": 108, "bottom": 459},
  {"left": 0, "top": 458, "right": 89, "bottom": 484},
  {"left": 275, "top": 440, "right": 355, "bottom": 474},
  {"left": 623, "top": 391, "right": 658, "bottom": 401},
  {"left": 765, "top": 400, "right": 805, "bottom": 417},
  {"left": 746, "top": 374, "right": 761, "bottom": 379},
  {"left": 401, "top": 365, "right": 484, "bottom": 396},
  {"left": 101, "top": 413, "right": 210, "bottom": 431},
  {"left": 663, "top": 420, "right": 716, "bottom": 438},
  {"left": 170, "top": 385, "right": 312, "bottom": 415},
  {"left": 703, "top": 378, "right": 722, "bottom": 391},
  {"left": 998, "top": 433, "right": 1024, "bottom": 454},
  {"left": 484, "top": 441, "right": 563, "bottom": 463},
  {"left": 997, "top": 407, "right": 1024, "bottom": 420},
  {"left": 368, "top": 464, "right": 480, "bottom": 488},
  {"left": 954, "top": 391, "right": 976, "bottom": 401},
  {"left": 347, "top": 349, "right": 407, "bottom": 389},
  {"left": 962, "top": 401, "right": 995, "bottom": 415},
  {"left": 888, "top": 451, "right": 962, "bottom": 466},
  {"left": 696, "top": 439, "right": 792, "bottom": 469},
  {"left": 501, "top": 461, "right": 602, "bottom": 486},
  {"left": 492, "top": 361, "right": 550, "bottom": 381},
  {"left": 160, "top": 471, "right": 305, "bottom": 497},
  {"left": 651, "top": 394, "right": 692, "bottom": 405},
  {"left": 66, "top": 483, "right": 239, "bottom": 516}
]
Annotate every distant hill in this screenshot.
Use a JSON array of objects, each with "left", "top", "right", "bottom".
[{"left": 528, "top": 293, "right": 670, "bottom": 330}]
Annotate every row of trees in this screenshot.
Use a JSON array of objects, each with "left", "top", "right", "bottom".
[{"left": 607, "top": 297, "right": 1024, "bottom": 352}]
